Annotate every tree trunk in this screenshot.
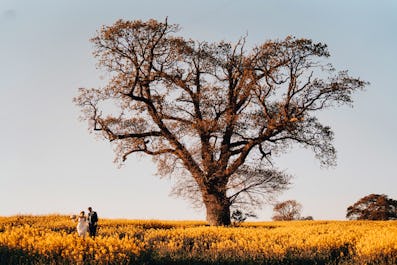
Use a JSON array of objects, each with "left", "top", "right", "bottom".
[{"left": 202, "top": 189, "right": 231, "bottom": 226}]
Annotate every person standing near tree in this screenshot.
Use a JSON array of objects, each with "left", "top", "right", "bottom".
[{"left": 87, "top": 207, "right": 98, "bottom": 237}]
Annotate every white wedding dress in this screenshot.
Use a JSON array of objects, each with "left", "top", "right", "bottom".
[{"left": 77, "top": 216, "right": 88, "bottom": 237}]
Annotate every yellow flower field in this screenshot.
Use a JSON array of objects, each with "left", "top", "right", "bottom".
[{"left": 1, "top": 215, "right": 397, "bottom": 264}]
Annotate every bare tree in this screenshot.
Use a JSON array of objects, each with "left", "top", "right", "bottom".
[
  {"left": 272, "top": 200, "right": 302, "bottom": 221},
  {"left": 74, "top": 19, "right": 367, "bottom": 226}
]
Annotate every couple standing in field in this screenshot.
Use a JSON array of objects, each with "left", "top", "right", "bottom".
[{"left": 75, "top": 207, "right": 98, "bottom": 238}]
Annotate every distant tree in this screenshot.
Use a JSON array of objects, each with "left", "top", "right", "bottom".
[
  {"left": 346, "top": 194, "right": 397, "bottom": 220},
  {"left": 300, "top": 216, "right": 314, "bottom": 221},
  {"left": 272, "top": 200, "right": 302, "bottom": 221},
  {"left": 231, "top": 209, "right": 257, "bottom": 225},
  {"left": 74, "top": 18, "right": 367, "bottom": 226}
]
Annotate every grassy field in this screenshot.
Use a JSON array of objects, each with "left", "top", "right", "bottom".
[{"left": 1, "top": 215, "right": 397, "bottom": 264}]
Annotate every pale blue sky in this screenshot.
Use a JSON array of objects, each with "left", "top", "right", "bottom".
[{"left": 1, "top": 0, "right": 396, "bottom": 220}]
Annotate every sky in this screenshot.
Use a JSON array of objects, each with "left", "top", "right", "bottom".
[{"left": 1, "top": 0, "right": 396, "bottom": 221}]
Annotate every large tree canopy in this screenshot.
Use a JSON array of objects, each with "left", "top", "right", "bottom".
[
  {"left": 346, "top": 194, "right": 397, "bottom": 220},
  {"left": 75, "top": 19, "right": 367, "bottom": 225}
]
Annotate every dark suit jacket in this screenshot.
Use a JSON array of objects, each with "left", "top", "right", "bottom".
[{"left": 88, "top": 211, "right": 98, "bottom": 225}]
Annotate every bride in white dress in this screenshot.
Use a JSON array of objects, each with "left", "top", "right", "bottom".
[{"left": 76, "top": 211, "right": 89, "bottom": 238}]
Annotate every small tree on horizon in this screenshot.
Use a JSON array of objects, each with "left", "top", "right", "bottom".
[
  {"left": 74, "top": 18, "right": 367, "bottom": 226},
  {"left": 231, "top": 209, "right": 257, "bottom": 225},
  {"left": 272, "top": 200, "right": 303, "bottom": 221}
]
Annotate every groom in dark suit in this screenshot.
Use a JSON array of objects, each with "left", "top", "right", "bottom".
[{"left": 87, "top": 207, "right": 98, "bottom": 237}]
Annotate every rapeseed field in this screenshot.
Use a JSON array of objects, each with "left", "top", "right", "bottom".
[{"left": 1, "top": 215, "right": 396, "bottom": 264}]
